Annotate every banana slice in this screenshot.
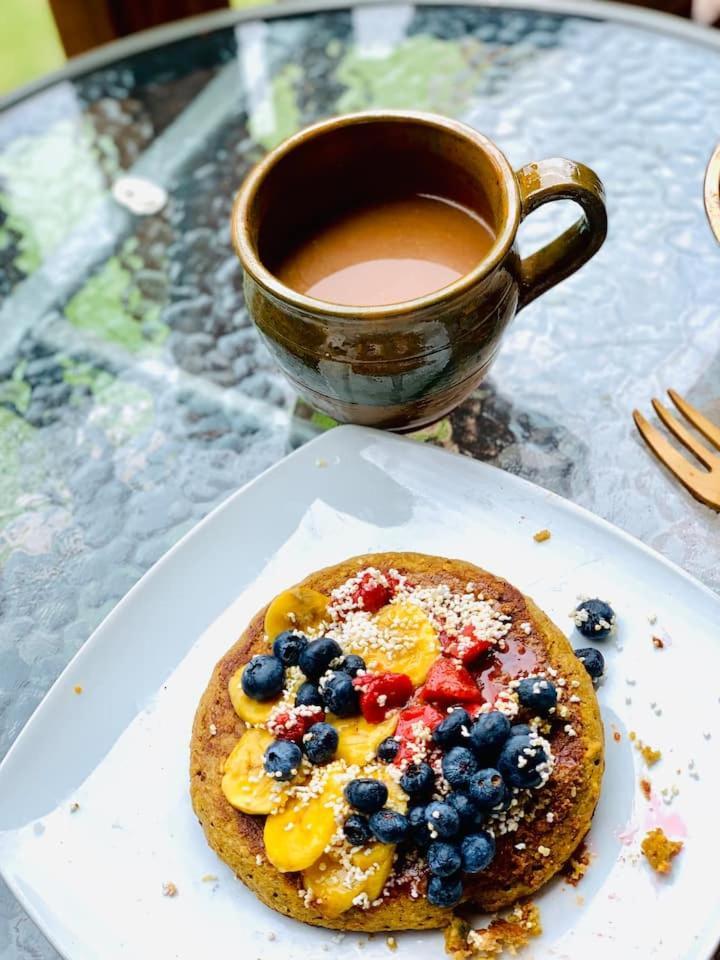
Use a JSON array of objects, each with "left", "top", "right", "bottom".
[
  {"left": 363, "top": 602, "right": 440, "bottom": 686},
  {"left": 264, "top": 769, "right": 344, "bottom": 872},
  {"left": 333, "top": 713, "right": 399, "bottom": 765},
  {"left": 303, "top": 843, "right": 394, "bottom": 918},
  {"left": 228, "top": 664, "right": 280, "bottom": 724},
  {"left": 264, "top": 586, "right": 330, "bottom": 641},
  {"left": 221, "top": 728, "right": 277, "bottom": 814}
]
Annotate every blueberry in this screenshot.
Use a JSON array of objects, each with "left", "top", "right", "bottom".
[
  {"left": 264, "top": 740, "right": 302, "bottom": 781},
  {"left": 399, "top": 762, "right": 435, "bottom": 799},
  {"left": 441, "top": 746, "right": 478, "bottom": 788},
  {"left": 408, "top": 805, "right": 431, "bottom": 848},
  {"left": 369, "top": 809, "right": 409, "bottom": 844},
  {"left": 299, "top": 636, "right": 343, "bottom": 681},
  {"left": 303, "top": 722, "right": 338, "bottom": 765},
  {"left": 509, "top": 723, "right": 532, "bottom": 739},
  {"left": 447, "top": 792, "right": 484, "bottom": 832},
  {"left": 425, "top": 801, "right": 460, "bottom": 840},
  {"left": 574, "top": 647, "right": 605, "bottom": 681},
  {"left": 343, "top": 813, "right": 372, "bottom": 846},
  {"left": 469, "top": 711, "right": 511, "bottom": 759},
  {"left": 272, "top": 631, "right": 308, "bottom": 667},
  {"left": 337, "top": 654, "right": 366, "bottom": 677},
  {"left": 322, "top": 670, "right": 359, "bottom": 717},
  {"left": 460, "top": 831, "right": 496, "bottom": 873},
  {"left": 295, "top": 681, "right": 324, "bottom": 709},
  {"left": 497, "top": 735, "right": 549, "bottom": 788},
  {"left": 427, "top": 841, "right": 462, "bottom": 877},
  {"left": 377, "top": 737, "right": 400, "bottom": 763},
  {"left": 241, "top": 655, "right": 284, "bottom": 701},
  {"left": 427, "top": 872, "right": 463, "bottom": 908},
  {"left": 466, "top": 768, "right": 506, "bottom": 811},
  {"left": 345, "top": 778, "right": 388, "bottom": 814},
  {"left": 574, "top": 598, "right": 616, "bottom": 640},
  {"left": 516, "top": 676, "right": 558, "bottom": 716},
  {"left": 432, "top": 708, "right": 471, "bottom": 749}
]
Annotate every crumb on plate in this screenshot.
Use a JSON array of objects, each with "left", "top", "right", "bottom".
[
  {"left": 162, "top": 881, "right": 178, "bottom": 897},
  {"left": 562, "top": 841, "right": 591, "bottom": 886},
  {"left": 629, "top": 732, "right": 662, "bottom": 766},
  {"left": 69, "top": 802, "right": 80, "bottom": 813},
  {"left": 652, "top": 636, "right": 665, "bottom": 649},
  {"left": 640, "top": 778, "right": 652, "bottom": 800},
  {"left": 444, "top": 903, "right": 541, "bottom": 959},
  {"left": 386, "top": 935, "right": 397, "bottom": 951},
  {"left": 533, "top": 529, "right": 551, "bottom": 543},
  {"left": 73, "top": 685, "right": 83, "bottom": 695},
  {"left": 641, "top": 828, "right": 683, "bottom": 875}
]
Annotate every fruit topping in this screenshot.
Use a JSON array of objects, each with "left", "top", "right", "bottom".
[
  {"left": 303, "top": 842, "right": 394, "bottom": 918},
  {"left": 353, "top": 670, "right": 413, "bottom": 723},
  {"left": 508, "top": 723, "right": 532, "bottom": 739},
  {"left": 221, "top": 728, "right": 277, "bottom": 815},
  {"left": 427, "top": 872, "right": 463, "bottom": 908},
  {"left": 432, "top": 707, "right": 472, "bottom": 749},
  {"left": 333, "top": 712, "right": 399, "bottom": 765},
  {"left": 361, "top": 602, "right": 441, "bottom": 686},
  {"left": 408, "top": 805, "right": 431, "bottom": 848},
  {"left": 497, "top": 735, "right": 550, "bottom": 789},
  {"left": 441, "top": 746, "right": 479, "bottom": 789},
  {"left": 466, "top": 768, "right": 506, "bottom": 811},
  {"left": 393, "top": 703, "right": 444, "bottom": 765},
  {"left": 427, "top": 841, "right": 462, "bottom": 877},
  {"left": 241, "top": 654, "right": 285, "bottom": 701},
  {"left": 228, "top": 664, "right": 279, "bottom": 723},
  {"left": 299, "top": 637, "right": 343, "bottom": 681},
  {"left": 264, "top": 586, "right": 329, "bottom": 640},
  {"left": 469, "top": 711, "right": 511, "bottom": 759},
  {"left": 343, "top": 813, "right": 373, "bottom": 846},
  {"left": 399, "top": 761, "right": 435, "bottom": 800},
  {"left": 440, "top": 625, "right": 493, "bottom": 664},
  {"left": 369, "top": 809, "right": 410, "bottom": 844},
  {"left": 425, "top": 801, "right": 461, "bottom": 840},
  {"left": 460, "top": 831, "right": 496, "bottom": 873},
  {"left": 516, "top": 676, "right": 558, "bottom": 716},
  {"left": 345, "top": 778, "right": 389, "bottom": 814},
  {"left": 573, "top": 598, "right": 616, "bottom": 640},
  {"left": 272, "top": 631, "right": 309, "bottom": 667},
  {"left": 377, "top": 736, "right": 400, "bottom": 762},
  {"left": 302, "top": 721, "right": 339, "bottom": 765},
  {"left": 574, "top": 647, "right": 605, "bottom": 681},
  {"left": 329, "top": 567, "right": 404, "bottom": 620},
  {"left": 422, "top": 658, "right": 482, "bottom": 704},
  {"left": 264, "top": 739, "right": 303, "bottom": 781},
  {"left": 269, "top": 705, "right": 324, "bottom": 742},
  {"left": 321, "top": 670, "right": 360, "bottom": 717},
  {"left": 295, "top": 681, "right": 324, "bottom": 709},
  {"left": 447, "top": 791, "right": 484, "bottom": 831},
  {"left": 337, "top": 654, "right": 366, "bottom": 677},
  {"left": 264, "top": 770, "right": 345, "bottom": 872}
]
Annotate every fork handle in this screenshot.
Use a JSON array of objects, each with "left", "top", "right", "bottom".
[{"left": 515, "top": 159, "right": 608, "bottom": 309}]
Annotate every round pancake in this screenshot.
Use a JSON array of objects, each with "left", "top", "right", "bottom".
[{"left": 190, "top": 552, "right": 604, "bottom": 931}]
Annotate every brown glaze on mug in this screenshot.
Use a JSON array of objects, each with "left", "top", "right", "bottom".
[{"left": 231, "top": 111, "right": 607, "bottom": 432}]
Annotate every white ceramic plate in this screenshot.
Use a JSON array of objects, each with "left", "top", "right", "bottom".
[{"left": 0, "top": 425, "right": 718, "bottom": 960}]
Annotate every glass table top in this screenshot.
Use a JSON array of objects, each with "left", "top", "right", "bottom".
[{"left": 0, "top": 2, "right": 719, "bottom": 954}]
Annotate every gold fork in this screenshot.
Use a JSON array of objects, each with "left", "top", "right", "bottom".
[{"left": 633, "top": 389, "right": 720, "bottom": 510}]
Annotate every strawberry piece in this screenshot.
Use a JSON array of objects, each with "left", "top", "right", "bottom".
[
  {"left": 441, "top": 625, "right": 493, "bottom": 665},
  {"left": 353, "top": 580, "right": 391, "bottom": 613},
  {"left": 269, "top": 705, "right": 324, "bottom": 742},
  {"left": 422, "top": 658, "right": 482, "bottom": 704},
  {"left": 353, "top": 671, "right": 413, "bottom": 723},
  {"left": 392, "top": 703, "right": 445, "bottom": 765}
]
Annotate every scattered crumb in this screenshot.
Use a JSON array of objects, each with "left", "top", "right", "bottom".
[
  {"left": 652, "top": 636, "right": 665, "bottom": 650},
  {"left": 445, "top": 903, "right": 542, "bottom": 959},
  {"left": 69, "top": 802, "right": 80, "bottom": 813},
  {"left": 703, "top": 731, "right": 711, "bottom": 740},
  {"left": 613, "top": 731, "right": 621, "bottom": 743},
  {"left": 73, "top": 685, "right": 83, "bottom": 695},
  {"left": 209, "top": 723, "right": 217, "bottom": 736},
  {"left": 315, "top": 458, "right": 329, "bottom": 468},
  {"left": 629, "top": 732, "right": 661, "bottom": 766},
  {"left": 386, "top": 935, "right": 397, "bottom": 951},
  {"left": 562, "top": 842, "right": 591, "bottom": 886},
  {"left": 162, "top": 881, "right": 178, "bottom": 898},
  {"left": 641, "top": 828, "right": 683, "bottom": 875},
  {"left": 639, "top": 778, "right": 652, "bottom": 800},
  {"left": 267, "top": 932, "right": 277, "bottom": 941},
  {"left": 201, "top": 874, "right": 218, "bottom": 883},
  {"left": 533, "top": 529, "right": 551, "bottom": 543},
  {"left": 648, "top": 613, "right": 657, "bottom": 625},
  {"left": 575, "top": 894, "right": 585, "bottom": 906}
]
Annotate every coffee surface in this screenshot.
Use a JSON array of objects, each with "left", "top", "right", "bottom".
[{"left": 276, "top": 194, "right": 495, "bottom": 306}]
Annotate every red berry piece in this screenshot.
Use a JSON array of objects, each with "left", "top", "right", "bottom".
[
  {"left": 393, "top": 703, "right": 445, "bottom": 765},
  {"left": 353, "top": 671, "right": 413, "bottom": 723},
  {"left": 441, "top": 625, "right": 493, "bottom": 665},
  {"left": 269, "top": 705, "right": 324, "bottom": 742},
  {"left": 422, "top": 659, "right": 483, "bottom": 704}
]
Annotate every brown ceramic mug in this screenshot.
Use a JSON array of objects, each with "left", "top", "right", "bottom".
[{"left": 231, "top": 111, "right": 607, "bottom": 431}]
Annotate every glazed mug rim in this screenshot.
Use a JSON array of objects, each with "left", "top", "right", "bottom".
[{"left": 231, "top": 110, "right": 521, "bottom": 322}]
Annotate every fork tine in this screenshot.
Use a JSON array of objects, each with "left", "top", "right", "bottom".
[
  {"left": 651, "top": 399, "right": 716, "bottom": 469},
  {"left": 667, "top": 389, "right": 720, "bottom": 452},
  {"left": 632, "top": 410, "right": 711, "bottom": 503}
]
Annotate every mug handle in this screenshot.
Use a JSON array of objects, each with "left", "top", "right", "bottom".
[{"left": 515, "top": 158, "right": 607, "bottom": 309}]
